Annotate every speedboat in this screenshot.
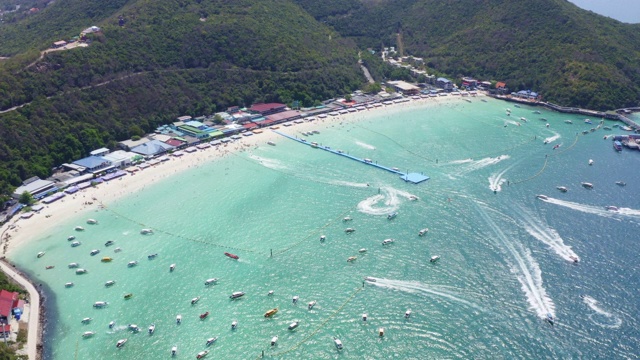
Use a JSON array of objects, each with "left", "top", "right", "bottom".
[
  {"left": 67, "top": 236, "right": 76, "bottom": 241},
  {"left": 419, "top": 228, "right": 429, "bottom": 236},
  {"left": 359, "top": 248, "right": 367, "bottom": 253},
  {"left": 90, "top": 249, "right": 100, "bottom": 256},
  {"left": 308, "top": 301, "right": 317, "bottom": 310},
  {"left": 320, "top": 235, "right": 326, "bottom": 242},
  {"left": 533, "top": 110, "right": 541, "bottom": 114},
  {"left": 93, "top": 301, "right": 108, "bottom": 308},
  {"left": 536, "top": 194, "right": 548, "bottom": 200},
  {"left": 231, "top": 320, "right": 238, "bottom": 329},
  {"left": 581, "top": 182, "right": 594, "bottom": 189},
  {"left": 37, "top": 252, "right": 45, "bottom": 258},
  {"left": 76, "top": 268, "right": 88, "bottom": 274},
  {"left": 409, "top": 195, "right": 419, "bottom": 201},
  {"left": 364, "top": 277, "right": 376, "bottom": 283},
  {"left": 588, "top": 159, "right": 594, "bottom": 166},
  {"left": 87, "top": 219, "right": 98, "bottom": 225},
  {"left": 224, "top": 252, "right": 239, "bottom": 260},
  {"left": 109, "top": 321, "right": 115, "bottom": 329},
  {"left": 140, "top": 228, "right": 153, "bottom": 235},
  {"left": 264, "top": 308, "right": 278, "bottom": 317},
  {"left": 430, "top": 255, "right": 440, "bottom": 263},
  {"left": 546, "top": 123, "right": 550, "bottom": 128},
  {"left": 230, "top": 291, "right": 245, "bottom": 299},
  {"left": 347, "top": 256, "right": 357, "bottom": 262},
  {"left": 124, "top": 293, "right": 133, "bottom": 299},
  {"left": 343, "top": 216, "right": 352, "bottom": 222},
  {"left": 65, "top": 282, "right": 74, "bottom": 288},
  {"left": 147, "top": 253, "right": 157, "bottom": 260},
  {"left": 45, "top": 265, "right": 54, "bottom": 270},
  {"left": 176, "top": 315, "right": 182, "bottom": 324},
  {"left": 292, "top": 295, "right": 299, "bottom": 304},
  {"left": 605, "top": 206, "right": 619, "bottom": 212},
  {"left": 206, "top": 337, "right": 217, "bottom": 346},
  {"left": 105, "top": 280, "right": 115, "bottom": 287},
  {"left": 362, "top": 313, "right": 368, "bottom": 322},
  {"left": 170, "top": 263, "right": 176, "bottom": 272},
  {"left": 196, "top": 350, "right": 209, "bottom": 359},
  {"left": 382, "top": 238, "right": 395, "bottom": 245},
  {"left": 128, "top": 324, "right": 139, "bottom": 332},
  {"left": 82, "top": 317, "right": 92, "bottom": 324},
  {"left": 68, "top": 262, "right": 79, "bottom": 268},
  {"left": 553, "top": 144, "right": 560, "bottom": 150},
  {"left": 514, "top": 104, "right": 521, "bottom": 108},
  {"left": 204, "top": 278, "right": 218, "bottom": 285},
  {"left": 200, "top": 312, "right": 209, "bottom": 320},
  {"left": 378, "top": 327, "right": 385, "bottom": 337},
  {"left": 104, "top": 240, "right": 114, "bottom": 247},
  {"left": 71, "top": 241, "right": 81, "bottom": 247},
  {"left": 405, "top": 309, "right": 412, "bottom": 318},
  {"left": 288, "top": 321, "right": 299, "bottom": 330},
  {"left": 564, "top": 120, "right": 573, "bottom": 124},
  {"left": 171, "top": 345, "right": 177, "bottom": 356},
  {"left": 556, "top": 186, "right": 568, "bottom": 193},
  {"left": 344, "top": 228, "right": 355, "bottom": 233},
  {"left": 334, "top": 337, "right": 343, "bottom": 350},
  {"left": 191, "top": 297, "right": 200, "bottom": 305},
  {"left": 75, "top": 226, "right": 85, "bottom": 231},
  {"left": 546, "top": 313, "right": 554, "bottom": 325},
  {"left": 148, "top": 324, "right": 155, "bottom": 334},
  {"left": 269, "top": 335, "right": 278, "bottom": 346},
  {"left": 127, "top": 261, "right": 138, "bottom": 267},
  {"left": 116, "top": 339, "right": 127, "bottom": 348},
  {"left": 584, "top": 119, "right": 592, "bottom": 124},
  {"left": 268, "top": 290, "right": 274, "bottom": 296},
  {"left": 101, "top": 257, "right": 112, "bottom": 263},
  {"left": 114, "top": 247, "right": 122, "bottom": 253},
  {"left": 387, "top": 212, "right": 397, "bottom": 220},
  {"left": 267, "top": 141, "right": 276, "bottom": 146},
  {"left": 520, "top": 117, "right": 527, "bottom": 122},
  {"left": 615, "top": 181, "right": 626, "bottom": 186},
  {"left": 569, "top": 255, "right": 580, "bottom": 263}
]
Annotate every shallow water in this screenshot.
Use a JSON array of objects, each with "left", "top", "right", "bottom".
[{"left": 12, "top": 99, "right": 640, "bottom": 359}]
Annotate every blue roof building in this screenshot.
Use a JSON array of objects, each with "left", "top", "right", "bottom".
[
  {"left": 131, "top": 140, "right": 175, "bottom": 157},
  {"left": 73, "top": 156, "right": 111, "bottom": 173}
]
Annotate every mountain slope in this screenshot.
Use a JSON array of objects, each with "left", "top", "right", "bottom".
[{"left": 294, "top": 0, "right": 640, "bottom": 110}]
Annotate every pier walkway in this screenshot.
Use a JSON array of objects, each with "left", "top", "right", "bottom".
[{"left": 273, "top": 131, "right": 429, "bottom": 184}]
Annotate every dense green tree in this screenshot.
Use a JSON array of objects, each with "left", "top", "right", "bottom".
[{"left": 18, "top": 191, "right": 34, "bottom": 205}]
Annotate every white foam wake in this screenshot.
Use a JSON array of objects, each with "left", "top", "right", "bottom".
[
  {"left": 582, "top": 295, "right": 622, "bottom": 328},
  {"left": 447, "top": 158, "right": 473, "bottom": 165},
  {"left": 247, "top": 154, "right": 288, "bottom": 170},
  {"left": 488, "top": 171, "right": 508, "bottom": 193},
  {"left": 477, "top": 205, "right": 555, "bottom": 319},
  {"left": 367, "top": 278, "right": 482, "bottom": 310},
  {"left": 355, "top": 140, "right": 376, "bottom": 150},
  {"left": 356, "top": 187, "right": 417, "bottom": 215},
  {"left": 517, "top": 208, "right": 579, "bottom": 263},
  {"left": 330, "top": 180, "right": 371, "bottom": 188},
  {"left": 457, "top": 155, "right": 510, "bottom": 175},
  {"left": 544, "top": 132, "right": 561, "bottom": 144},
  {"left": 540, "top": 197, "right": 640, "bottom": 220}
]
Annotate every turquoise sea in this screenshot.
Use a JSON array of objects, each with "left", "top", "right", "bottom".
[{"left": 11, "top": 99, "right": 640, "bottom": 359}]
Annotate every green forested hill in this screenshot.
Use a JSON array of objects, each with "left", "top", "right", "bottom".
[
  {"left": 294, "top": 0, "right": 640, "bottom": 110},
  {"left": 0, "top": 0, "right": 362, "bottom": 196}
]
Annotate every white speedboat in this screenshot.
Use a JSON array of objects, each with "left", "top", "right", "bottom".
[
  {"left": 588, "top": 159, "right": 594, "bottom": 166},
  {"left": 378, "top": 327, "right": 385, "bottom": 337},
  {"left": 204, "top": 278, "right": 218, "bottom": 285},
  {"left": 536, "top": 194, "right": 548, "bottom": 200},
  {"left": 359, "top": 248, "right": 367, "bottom": 253},
  {"left": 230, "top": 291, "right": 245, "bottom": 299},
  {"left": 140, "top": 228, "right": 153, "bottom": 235},
  {"left": 231, "top": 320, "right": 238, "bottom": 329},
  {"left": 127, "top": 261, "right": 138, "bottom": 267},
  {"left": 556, "top": 186, "right": 568, "bottom": 192},
  {"left": 268, "top": 290, "right": 274, "bottom": 296},
  {"left": 288, "top": 321, "right": 299, "bottom": 330},
  {"left": 615, "top": 181, "right": 626, "bottom": 186},
  {"left": 105, "top": 280, "right": 115, "bottom": 287},
  {"left": 430, "top": 255, "right": 440, "bottom": 263},
  {"left": 67, "top": 236, "right": 76, "bottom": 241},
  {"left": 176, "top": 315, "right": 182, "bottom": 324},
  {"left": 36, "top": 251, "right": 45, "bottom": 258},
  {"left": 271, "top": 335, "right": 278, "bottom": 346},
  {"left": 76, "top": 268, "right": 88, "bottom": 274},
  {"left": 308, "top": 300, "right": 317, "bottom": 310},
  {"left": 409, "top": 195, "right": 419, "bottom": 201},
  {"left": 93, "top": 301, "right": 108, "bottom": 308},
  {"left": 520, "top": 117, "right": 527, "bottom": 122},
  {"left": 564, "top": 120, "right": 573, "bottom": 124},
  {"left": 347, "top": 256, "right": 357, "bottom": 262},
  {"left": 109, "top": 321, "right": 115, "bottom": 329},
  {"left": 75, "top": 226, "right": 85, "bottom": 231},
  {"left": 581, "top": 182, "right": 594, "bottom": 189},
  {"left": 104, "top": 240, "right": 115, "bottom": 247},
  {"left": 405, "top": 309, "right": 412, "bottom": 318},
  {"left": 605, "top": 206, "right": 619, "bottom": 212},
  {"left": 569, "top": 255, "right": 580, "bottom": 263},
  {"left": 171, "top": 345, "right": 177, "bottom": 356},
  {"left": 191, "top": 297, "right": 200, "bottom": 305},
  {"left": 382, "top": 238, "right": 395, "bottom": 245},
  {"left": 343, "top": 216, "right": 352, "bottom": 222},
  {"left": 267, "top": 141, "right": 276, "bottom": 146},
  {"left": 128, "top": 324, "right": 139, "bottom": 332},
  {"left": 147, "top": 253, "right": 157, "bottom": 260},
  {"left": 114, "top": 247, "right": 122, "bottom": 253},
  {"left": 320, "top": 235, "right": 326, "bottom": 242},
  {"left": 546, "top": 313, "right": 555, "bottom": 325},
  {"left": 116, "top": 339, "right": 127, "bottom": 348},
  {"left": 364, "top": 277, "right": 376, "bottom": 283},
  {"left": 87, "top": 219, "right": 98, "bottom": 225},
  {"left": 170, "top": 263, "right": 176, "bottom": 272},
  {"left": 196, "top": 350, "right": 209, "bottom": 359},
  {"left": 148, "top": 324, "right": 155, "bottom": 334},
  {"left": 206, "top": 337, "right": 217, "bottom": 346},
  {"left": 418, "top": 228, "right": 429, "bottom": 236},
  {"left": 68, "top": 263, "right": 79, "bottom": 268},
  {"left": 334, "top": 337, "right": 343, "bottom": 350},
  {"left": 344, "top": 228, "right": 355, "bottom": 233},
  {"left": 65, "top": 282, "right": 74, "bottom": 288},
  {"left": 387, "top": 212, "right": 397, "bottom": 220},
  {"left": 90, "top": 249, "right": 100, "bottom": 256},
  {"left": 81, "top": 317, "right": 92, "bottom": 324}
]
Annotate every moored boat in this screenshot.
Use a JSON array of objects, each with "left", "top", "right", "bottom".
[
  {"left": 82, "top": 317, "right": 92, "bottom": 324},
  {"left": 382, "top": 238, "right": 395, "bottom": 245},
  {"left": 344, "top": 228, "right": 355, "bottom": 233},
  {"left": 191, "top": 297, "right": 200, "bottom": 305},
  {"left": 430, "top": 255, "right": 440, "bottom": 263},
  {"left": 204, "top": 278, "right": 218, "bottom": 285},
  {"left": 124, "top": 293, "right": 133, "bottom": 299},
  {"left": 308, "top": 300, "right": 317, "bottom": 310},
  {"left": 387, "top": 212, "right": 397, "bottom": 220},
  {"left": 101, "top": 257, "right": 112, "bottom": 263},
  {"left": 418, "top": 228, "right": 429, "bottom": 236},
  {"left": 147, "top": 253, "right": 158, "bottom": 260},
  {"left": 267, "top": 141, "right": 276, "bottom": 146},
  {"left": 65, "top": 282, "right": 74, "bottom": 288},
  {"left": 206, "top": 337, "right": 217, "bottom": 346},
  {"left": 171, "top": 345, "right": 177, "bottom": 356},
  {"left": 196, "top": 350, "right": 209, "bottom": 359},
  {"left": 347, "top": 256, "right": 357, "bottom": 262},
  {"left": 45, "top": 265, "right": 54, "bottom": 270},
  {"left": 176, "top": 315, "right": 182, "bottom": 324},
  {"left": 87, "top": 219, "right": 98, "bottom": 225},
  {"left": 116, "top": 339, "right": 127, "bottom": 348},
  {"left": 104, "top": 240, "right": 114, "bottom": 247},
  {"left": 271, "top": 335, "right": 278, "bottom": 346},
  {"left": 292, "top": 295, "right": 299, "bottom": 304},
  {"left": 615, "top": 181, "right": 626, "bottom": 186},
  {"left": 231, "top": 320, "right": 238, "bottom": 329},
  {"left": 75, "top": 226, "right": 85, "bottom": 231},
  {"left": 170, "top": 263, "right": 176, "bottom": 272},
  {"left": 564, "top": 120, "right": 573, "bottom": 124},
  {"left": 71, "top": 241, "right": 81, "bottom": 247},
  {"left": 68, "top": 262, "right": 79, "bottom": 268},
  {"left": 230, "top": 291, "right": 245, "bottom": 299},
  {"left": 264, "top": 308, "right": 278, "bottom": 318},
  {"left": 378, "top": 327, "right": 385, "bottom": 337},
  {"left": 105, "top": 280, "right": 115, "bottom": 287},
  {"left": 358, "top": 248, "right": 367, "bottom": 253},
  {"left": 90, "top": 249, "right": 100, "bottom": 256},
  {"left": 114, "top": 247, "right": 122, "bottom": 253},
  {"left": 334, "top": 337, "right": 343, "bottom": 350},
  {"left": 581, "top": 182, "right": 594, "bottom": 189},
  {"left": 556, "top": 186, "right": 568, "bottom": 192},
  {"left": 76, "top": 268, "right": 88, "bottom": 274},
  {"left": 362, "top": 313, "right": 368, "bottom": 322},
  {"left": 288, "top": 321, "right": 299, "bottom": 330},
  {"left": 405, "top": 309, "right": 412, "bottom": 318},
  {"left": 140, "top": 228, "right": 153, "bottom": 235},
  {"left": 93, "top": 301, "right": 107, "bottom": 308},
  {"left": 67, "top": 236, "right": 76, "bottom": 241},
  {"left": 224, "top": 252, "right": 239, "bottom": 260},
  {"left": 536, "top": 194, "right": 548, "bottom": 200},
  {"left": 320, "top": 235, "right": 326, "bottom": 242},
  {"left": 109, "top": 321, "right": 115, "bottom": 329},
  {"left": 148, "top": 323, "right": 155, "bottom": 334},
  {"left": 37, "top": 251, "right": 45, "bottom": 258},
  {"left": 343, "top": 216, "right": 352, "bottom": 222},
  {"left": 127, "top": 261, "right": 138, "bottom": 267},
  {"left": 200, "top": 311, "right": 209, "bottom": 320}
]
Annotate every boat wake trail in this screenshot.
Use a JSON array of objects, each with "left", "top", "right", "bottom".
[
  {"left": 355, "top": 140, "right": 376, "bottom": 150},
  {"left": 477, "top": 205, "right": 555, "bottom": 319},
  {"left": 368, "top": 278, "right": 483, "bottom": 311},
  {"left": 457, "top": 155, "right": 510, "bottom": 175},
  {"left": 330, "top": 180, "right": 371, "bottom": 188},
  {"left": 488, "top": 169, "right": 509, "bottom": 193},
  {"left": 582, "top": 295, "right": 622, "bottom": 328},
  {"left": 540, "top": 197, "right": 640, "bottom": 220},
  {"left": 516, "top": 207, "right": 579, "bottom": 263},
  {"left": 544, "top": 132, "right": 561, "bottom": 144},
  {"left": 356, "top": 187, "right": 417, "bottom": 215},
  {"left": 446, "top": 158, "right": 473, "bottom": 165},
  {"left": 247, "top": 154, "right": 288, "bottom": 171}
]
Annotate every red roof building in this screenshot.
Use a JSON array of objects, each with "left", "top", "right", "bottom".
[
  {"left": 0, "top": 324, "right": 10, "bottom": 337},
  {"left": 165, "top": 138, "right": 186, "bottom": 148},
  {"left": 248, "top": 103, "right": 287, "bottom": 116},
  {"left": 496, "top": 82, "right": 507, "bottom": 89},
  {"left": 0, "top": 290, "right": 18, "bottom": 319},
  {"left": 243, "top": 122, "right": 258, "bottom": 130}
]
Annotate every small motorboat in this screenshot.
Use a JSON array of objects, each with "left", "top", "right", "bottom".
[
  {"left": 343, "top": 216, "right": 352, "bottom": 222},
  {"left": 231, "top": 320, "right": 238, "bottom": 330},
  {"left": 387, "top": 212, "right": 397, "bottom": 220},
  {"left": 206, "top": 337, "right": 217, "bottom": 346},
  {"left": 514, "top": 104, "right": 521, "bottom": 108},
  {"left": 569, "top": 255, "right": 580, "bottom": 263},
  {"left": 68, "top": 262, "right": 79, "bottom": 268},
  {"left": 224, "top": 252, "right": 239, "bottom": 260},
  {"left": 105, "top": 280, "right": 116, "bottom": 287},
  {"left": 405, "top": 309, "right": 412, "bottom": 318},
  {"left": 230, "top": 291, "right": 245, "bottom": 299},
  {"left": 546, "top": 313, "right": 554, "bottom": 325},
  {"left": 556, "top": 186, "right": 568, "bottom": 192},
  {"left": 533, "top": 110, "right": 541, "bottom": 114},
  {"left": 344, "top": 228, "right": 355, "bottom": 233},
  {"left": 37, "top": 252, "right": 45, "bottom": 258},
  {"left": 588, "top": 159, "right": 594, "bottom": 166},
  {"left": 116, "top": 339, "right": 127, "bottom": 348},
  {"left": 520, "top": 117, "right": 527, "bottom": 122},
  {"left": 148, "top": 323, "right": 155, "bottom": 334},
  {"left": 140, "top": 228, "right": 153, "bottom": 235},
  {"left": 90, "top": 249, "right": 100, "bottom": 256},
  {"left": 128, "top": 324, "right": 139, "bottom": 332},
  {"left": 564, "top": 120, "right": 573, "bottom": 124},
  {"left": 553, "top": 144, "right": 560, "bottom": 150},
  {"left": 87, "top": 219, "right": 98, "bottom": 225},
  {"left": 171, "top": 345, "right": 177, "bottom": 356},
  {"left": 101, "top": 257, "right": 112, "bottom": 263},
  {"left": 605, "top": 206, "right": 619, "bottom": 212},
  {"left": 46, "top": 265, "right": 55, "bottom": 270},
  {"left": 362, "top": 313, "right": 368, "bottom": 322},
  {"left": 204, "top": 278, "right": 218, "bottom": 285},
  {"left": 124, "top": 293, "right": 133, "bottom": 299},
  {"left": 308, "top": 301, "right": 317, "bottom": 310},
  {"left": 268, "top": 290, "right": 274, "bottom": 296},
  {"left": 288, "top": 321, "right": 299, "bottom": 330},
  {"left": 71, "top": 241, "right": 81, "bottom": 247},
  {"left": 536, "top": 194, "right": 548, "bottom": 200},
  {"left": 114, "top": 247, "right": 122, "bottom": 253},
  {"left": 292, "top": 295, "right": 299, "bottom": 304},
  {"left": 200, "top": 311, "right": 209, "bottom": 320},
  {"left": 378, "top": 327, "right": 385, "bottom": 337},
  {"left": 75, "top": 226, "right": 85, "bottom": 232},
  {"left": 334, "top": 337, "right": 343, "bottom": 350},
  {"left": 382, "top": 238, "right": 395, "bottom": 245},
  {"left": 358, "top": 248, "right": 367, "bottom": 253},
  {"left": 581, "top": 182, "right": 594, "bottom": 189},
  {"left": 127, "top": 261, "right": 138, "bottom": 267},
  {"left": 615, "top": 181, "right": 626, "bottom": 186},
  {"left": 170, "top": 263, "right": 176, "bottom": 272},
  {"left": 546, "top": 123, "right": 550, "bottom": 128},
  {"left": 430, "top": 255, "right": 440, "bottom": 263},
  {"left": 191, "top": 297, "right": 200, "bottom": 305},
  {"left": 109, "top": 321, "right": 115, "bottom": 329},
  {"left": 271, "top": 335, "right": 278, "bottom": 346},
  {"left": 409, "top": 195, "right": 419, "bottom": 201},
  {"left": 196, "top": 350, "right": 209, "bottom": 359},
  {"left": 65, "top": 282, "right": 74, "bottom": 288},
  {"left": 264, "top": 308, "right": 278, "bottom": 318},
  {"left": 584, "top": 119, "right": 592, "bottom": 124},
  {"left": 418, "top": 228, "right": 429, "bottom": 236},
  {"left": 67, "top": 236, "right": 76, "bottom": 241},
  {"left": 76, "top": 268, "right": 88, "bottom": 274},
  {"left": 147, "top": 253, "right": 158, "bottom": 260},
  {"left": 82, "top": 317, "right": 92, "bottom": 324},
  {"left": 347, "top": 256, "right": 357, "bottom": 262},
  {"left": 267, "top": 141, "right": 276, "bottom": 146},
  {"left": 104, "top": 240, "right": 114, "bottom": 247},
  {"left": 93, "top": 301, "right": 108, "bottom": 308},
  {"left": 364, "top": 277, "right": 376, "bottom": 283}
]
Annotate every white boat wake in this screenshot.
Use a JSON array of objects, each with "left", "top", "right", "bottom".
[
  {"left": 446, "top": 158, "right": 474, "bottom": 165},
  {"left": 477, "top": 205, "right": 555, "bottom": 319},
  {"left": 516, "top": 207, "right": 580, "bottom": 263},
  {"left": 355, "top": 140, "right": 376, "bottom": 150},
  {"left": 356, "top": 187, "right": 417, "bottom": 216},
  {"left": 488, "top": 171, "right": 508, "bottom": 193},
  {"left": 543, "top": 132, "right": 561, "bottom": 144},
  {"left": 247, "top": 154, "right": 288, "bottom": 170},
  {"left": 457, "top": 155, "right": 510, "bottom": 175},
  {"left": 582, "top": 295, "right": 622, "bottom": 328},
  {"left": 330, "top": 180, "right": 371, "bottom": 188},
  {"left": 367, "top": 277, "right": 483, "bottom": 310},
  {"left": 539, "top": 197, "right": 640, "bottom": 220}
]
